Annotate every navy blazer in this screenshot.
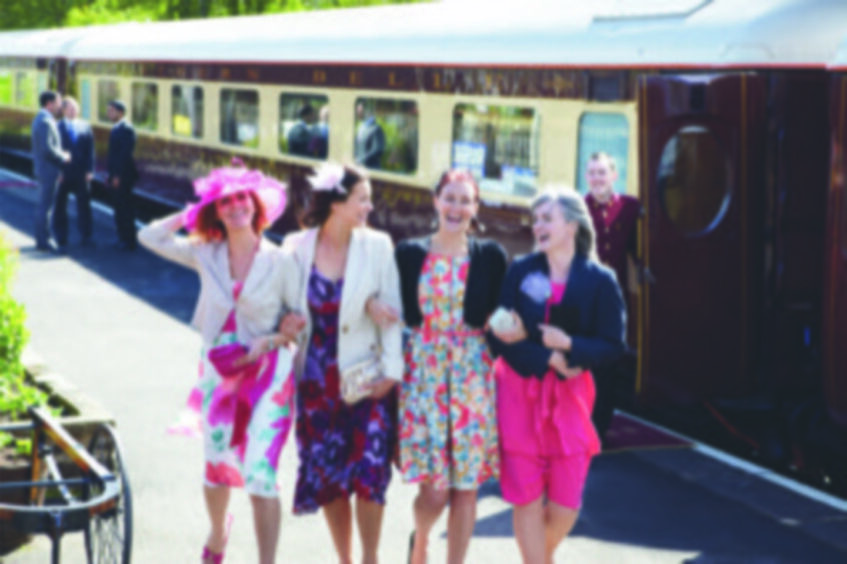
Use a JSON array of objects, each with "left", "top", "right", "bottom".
[
  {"left": 395, "top": 236, "right": 507, "bottom": 329},
  {"left": 490, "top": 252, "right": 626, "bottom": 379},
  {"left": 107, "top": 121, "right": 137, "bottom": 183},
  {"left": 57, "top": 119, "right": 94, "bottom": 179}
]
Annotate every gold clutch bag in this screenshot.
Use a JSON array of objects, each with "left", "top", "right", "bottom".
[{"left": 340, "top": 353, "right": 384, "bottom": 405}]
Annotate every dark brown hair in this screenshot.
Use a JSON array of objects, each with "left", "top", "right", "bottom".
[
  {"left": 301, "top": 165, "right": 368, "bottom": 227},
  {"left": 192, "top": 191, "right": 269, "bottom": 242}
]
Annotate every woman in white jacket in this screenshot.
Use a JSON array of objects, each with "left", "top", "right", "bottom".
[
  {"left": 282, "top": 163, "right": 403, "bottom": 564},
  {"left": 139, "top": 163, "right": 297, "bottom": 564}
]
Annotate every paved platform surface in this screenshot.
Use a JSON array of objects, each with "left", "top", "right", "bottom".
[{"left": 1, "top": 173, "right": 846, "bottom": 563}]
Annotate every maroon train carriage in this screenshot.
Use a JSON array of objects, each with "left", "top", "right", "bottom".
[{"left": 1, "top": 0, "right": 847, "bottom": 493}]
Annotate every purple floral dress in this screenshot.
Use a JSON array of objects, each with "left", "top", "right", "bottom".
[{"left": 293, "top": 266, "right": 397, "bottom": 514}]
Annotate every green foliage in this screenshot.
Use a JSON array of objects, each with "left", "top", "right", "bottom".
[
  {"left": 0, "top": 0, "right": 427, "bottom": 30},
  {"left": 0, "top": 234, "right": 48, "bottom": 456}
]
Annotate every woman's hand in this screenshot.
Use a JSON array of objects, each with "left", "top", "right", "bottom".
[
  {"left": 278, "top": 312, "right": 307, "bottom": 344},
  {"left": 548, "top": 351, "right": 583, "bottom": 379},
  {"left": 489, "top": 310, "right": 527, "bottom": 344},
  {"left": 242, "top": 335, "right": 275, "bottom": 364},
  {"left": 367, "top": 378, "right": 397, "bottom": 399},
  {"left": 366, "top": 296, "right": 400, "bottom": 329},
  {"left": 538, "top": 324, "right": 572, "bottom": 351}
]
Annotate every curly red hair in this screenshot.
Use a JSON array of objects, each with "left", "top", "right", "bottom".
[{"left": 191, "top": 191, "right": 269, "bottom": 242}]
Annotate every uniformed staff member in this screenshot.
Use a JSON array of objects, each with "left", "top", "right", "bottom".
[{"left": 584, "top": 151, "right": 640, "bottom": 440}]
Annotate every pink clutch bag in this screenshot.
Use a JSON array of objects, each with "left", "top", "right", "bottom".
[{"left": 207, "top": 343, "right": 250, "bottom": 378}]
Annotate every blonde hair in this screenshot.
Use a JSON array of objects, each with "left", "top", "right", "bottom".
[{"left": 531, "top": 185, "right": 597, "bottom": 261}]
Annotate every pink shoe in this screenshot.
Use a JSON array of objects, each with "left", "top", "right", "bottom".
[{"left": 202, "top": 513, "right": 233, "bottom": 563}]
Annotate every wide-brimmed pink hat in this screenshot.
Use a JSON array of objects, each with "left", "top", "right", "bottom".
[{"left": 182, "top": 159, "right": 287, "bottom": 230}]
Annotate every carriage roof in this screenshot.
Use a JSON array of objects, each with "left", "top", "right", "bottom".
[{"left": 1, "top": 0, "right": 847, "bottom": 69}]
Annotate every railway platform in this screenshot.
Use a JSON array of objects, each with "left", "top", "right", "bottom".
[{"left": 1, "top": 168, "right": 846, "bottom": 563}]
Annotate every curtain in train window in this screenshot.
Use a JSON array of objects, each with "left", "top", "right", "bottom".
[
  {"left": 279, "top": 93, "right": 329, "bottom": 159},
  {"left": 220, "top": 89, "right": 259, "bottom": 148},
  {"left": 0, "top": 71, "right": 12, "bottom": 105},
  {"left": 171, "top": 85, "right": 203, "bottom": 139},
  {"left": 79, "top": 79, "right": 92, "bottom": 120},
  {"left": 131, "top": 82, "right": 158, "bottom": 132},
  {"left": 15, "top": 72, "right": 35, "bottom": 109},
  {"left": 576, "top": 112, "right": 629, "bottom": 194},
  {"left": 353, "top": 97, "right": 418, "bottom": 174},
  {"left": 36, "top": 73, "right": 47, "bottom": 98},
  {"left": 97, "top": 80, "right": 119, "bottom": 123},
  {"left": 451, "top": 104, "right": 539, "bottom": 197}
]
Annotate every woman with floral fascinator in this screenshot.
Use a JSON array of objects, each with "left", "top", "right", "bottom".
[
  {"left": 280, "top": 162, "right": 403, "bottom": 564},
  {"left": 139, "top": 159, "right": 298, "bottom": 564}
]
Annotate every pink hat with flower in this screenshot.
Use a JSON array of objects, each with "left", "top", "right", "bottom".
[{"left": 182, "top": 158, "right": 287, "bottom": 230}]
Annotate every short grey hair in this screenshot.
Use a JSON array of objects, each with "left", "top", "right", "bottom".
[{"left": 531, "top": 185, "right": 597, "bottom": 261}]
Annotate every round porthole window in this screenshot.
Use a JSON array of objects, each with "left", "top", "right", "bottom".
[{"left": 656, "top": 125, "right": 732, "bottom": 236}]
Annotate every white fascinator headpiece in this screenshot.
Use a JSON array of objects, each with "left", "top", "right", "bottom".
[{"left": 308, "top": 163, "right": 346, "bottom": 194}]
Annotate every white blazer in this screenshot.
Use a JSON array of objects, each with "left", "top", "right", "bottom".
[
  {"left": 283, "top": 226, "right": 404, "bottom": 382},
  {"left": 139, "top": 220, "right": 299, "bottom": 346}
]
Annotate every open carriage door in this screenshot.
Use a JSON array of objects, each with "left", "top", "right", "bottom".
[{"left": 637, "top": 73, "right": 766, "bottom": 405}]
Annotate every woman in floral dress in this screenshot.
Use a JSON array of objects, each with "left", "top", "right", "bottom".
[
  {"left": 390, "top": 169, "right": 507, "bottom": 564},
  {"left": 282, "top": 163, "right": 403, "bottom": 564},
  {"left": 139, "top": 163, "right": 297, "bottom": 564}
]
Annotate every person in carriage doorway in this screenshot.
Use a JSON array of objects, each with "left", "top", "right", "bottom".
[
  {"left": 106, "top": 100, "right": 139, "bottom": 251},
  {"left": 584, "top": 151, "right": 641, "bottom": 441},
  {"left": 55, "top": 96, "right": 94, "bottom": 250},
  {"left": 31, "top": 90, "right": 70, "bottom": 252}
]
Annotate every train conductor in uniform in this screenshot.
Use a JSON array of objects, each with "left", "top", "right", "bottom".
[
  {"left": 106, "top": 99, "right": 138, "bottom": 251},
  {"left": 31, "top": 90, "right": 70, "bottom": 252},
  {"left": 55, "top": 96, "right": 95, "bottom": 249},
  {"left": 584, "top": 151, "right": 641, "bottom": 440}
]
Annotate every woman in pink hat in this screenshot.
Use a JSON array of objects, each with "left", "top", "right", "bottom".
[{"left": 139, "top": 161, "right": 301, "bottom": 564}]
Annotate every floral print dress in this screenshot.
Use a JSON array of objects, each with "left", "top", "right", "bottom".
[
  {"left": 198, "top": 281, "right": 295, "bottom": 497},
  {"left": 399, "top": 253, "right": 499, "bottom": 490},
  {"left": 294, "top": 266, "right": 397, "bottom": 514}
]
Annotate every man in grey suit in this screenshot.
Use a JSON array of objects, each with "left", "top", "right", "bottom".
[
  {"left": 354, "top": 102, "right": 385, "bottom": 170},
  {"left": 31, "top": 91, "right": 70, "bottom": 252}
]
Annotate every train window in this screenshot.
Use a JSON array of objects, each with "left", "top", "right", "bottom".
[
  {"left": 97, "top": 80, "right": 119, "bottom": 122},
  {"left": 131, "top": 82, "right": 158, "bottom": 132},
  {"left": 171, "top": 85, "right": 204, "bottom": 139},
  {"left": 79, "top": 79, "right": 92, "bottom": 120},
  {"left": 354, "top": 97, "right": 417, "bottom": 174},
  {"left": 220, "top": 89, "right": 259, "bottom": 148},
  {"left": 15, "top": 72, "right": 35, "bottom": 108},
  {"left": 0, "top": 71, "right": 12, "bottom": 105},
  {"left": 279, "top": 93, "right": 329, "bottom": 159},
  {"left": 451, "top": 103, "right": 539, "bottom": 197},
  {"left": 576, "top": 112, "right": 629, "bottom": 195},
  {"left": 657, "top": 125, "right": 731, "bottom": 236}
]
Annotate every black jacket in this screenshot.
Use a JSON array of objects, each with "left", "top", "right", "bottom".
[
  {"left": 58, "top": 119, "right": 94, "bottom": 180},
  {"left": 107, "top": 121, "right": 137, "bottom": 184},
  {"left": 395, "top": 236, "right": 507, "bottom": 329},
  {"left": 490, "top": 252, "right": 626, "bottom": 379}
]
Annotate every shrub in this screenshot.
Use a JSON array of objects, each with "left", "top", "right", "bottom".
[{"left": 0, "top": 234, "right": 47, "bottom": 454}]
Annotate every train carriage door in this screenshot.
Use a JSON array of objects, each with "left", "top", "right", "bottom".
[
  {"left": 637, "top": 73, "right": 766, "bottom": 405},
  {"left": 824, "top": 74, "right": 847, "bottom": 427}
]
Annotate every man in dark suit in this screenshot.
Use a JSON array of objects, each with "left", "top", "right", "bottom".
[
  {"left": 55, "top": 96, "right": 94, "bottom": 249},
  {"left": 354, "top": 102, "right": 385, "bottom": 169},
  {"left": 287, "top": 104, "right": 316, "bottom": 157},
  {"left": 106, "top": 100, "right": 138, "bottom": 250},
  {"left": 31, "top": 90, "right": 70, "bottom": 252}
]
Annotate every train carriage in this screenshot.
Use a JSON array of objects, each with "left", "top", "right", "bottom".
[{"left": 1, "top": 0, "right": 847, "bottom": 492}]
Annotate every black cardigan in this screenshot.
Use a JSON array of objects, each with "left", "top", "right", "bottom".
[{"left": 395, "top": 236, "right": 508, "bottom": 329}]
